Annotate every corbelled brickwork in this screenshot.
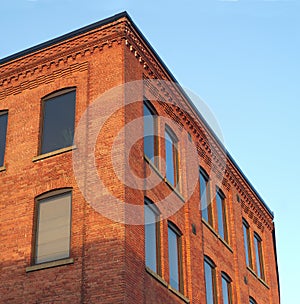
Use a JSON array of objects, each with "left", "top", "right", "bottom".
[{"left": 0, "top": 12, "right": 279, "bottom": 304}]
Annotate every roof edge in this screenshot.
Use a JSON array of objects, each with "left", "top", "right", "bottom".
[
  {"left": 0, "top": 11, "right": 129, "bottom": 66},
  {"left": 0, "top": 11, "right": 274, "bottom": 218},
  {"left": 124, "top": 16, "right": 275, "bottom": 218}
]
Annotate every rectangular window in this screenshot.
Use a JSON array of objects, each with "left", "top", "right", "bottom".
[
  {"left": 143, "top": 101, "right": 157, "bottom": 163},
  {"left": 221, "top": 272, "right": 232, "bottom": 304},
  {"left": 145, "top": 201, "right": 160, "bottom": 274},
  {"left": 165, "top": 128, "right": 179, "bottom": 187},
  {"left": 204, "top": 257, "right": 217, "bottom": 304},
  {"left": 0, "top": 111, "right": 8, "bottom": 167},
  {"left": 216, "top": 189, "right": 228, "bottom": 242},
  {"left": 41, "top": 89, "right": 76, "bottom": 154},
  {"left": 35, "top": 190, "right": 72, "bottom": 264},
  {"left": 254, "top": 233, "right": 265, "bottom": 280},
  {"left": 200, "top": 168, "right": 212, "bottom": 225},
  {"left": 168, "top": 223, "right": 183, "bottom": 293},
  {"left": 243, "top": 219, "right": 252, "bottom": 268}
]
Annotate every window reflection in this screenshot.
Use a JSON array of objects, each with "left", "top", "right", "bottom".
[
  {"left": 165, "top": 128, "right": 178, "bottom": 187},
  {"left": 168, "top": 223, "right": 182, "bottom": 292}
]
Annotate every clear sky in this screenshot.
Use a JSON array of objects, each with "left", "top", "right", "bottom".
[{"left": 1, "top": 1, "right": 299, "bottom": 303}]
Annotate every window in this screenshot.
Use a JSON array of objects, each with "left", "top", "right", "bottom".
[
  {"left": 243, "top": 219, "right": 252, "bottom": 268},
  {"left": 143, "top": 100, "right": 157, "bottom": 163},
  {"left": 40, "top": 88, "right": 76, "bottom": 154},
  {"left": 254, "top": 233, "right": 265, "bottom": 280},
  {"left": 249, "top": 297, "right": 257, "bottom": 304},
  {"left": 165, "top": 127, "right": 179, "bottom": 187},
  {"left": 204, "top": 256, "right": 217, "bottom": 304},
  {"left": 221, "top": 272, "right": 232, "bottom": 304},
  {"left": 144, "top": 199, "right": 160, "bottom": 274},
  {"left": 168, "top": 223, "right": 183, "bottom": 292},
  {"left": 35, "top": 189, "right": 72, "bottom": 264},
  {"left": 200, "top": 168, "right": 212, "bottom": 225},
  {"left": 216, "top": 189, "right": 228, "bottom": 242},
  {"left": 0, "top": 111, "right": 8, "bottom": 167}
]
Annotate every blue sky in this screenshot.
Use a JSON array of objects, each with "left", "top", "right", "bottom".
[{"left": 1, "top": 1, "right": 299, "bottom": 303}]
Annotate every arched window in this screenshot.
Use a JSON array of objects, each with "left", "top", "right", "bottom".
[
  {"left": 165, "top": 126, "right": 179, "bottom": 187},
  {"left": 204, "top": 256, "right": 217, "bottom": 304},
  {"left": 168, "top": 222, "right": 183, "bottom": 293},
  {"left": 0, "top": 110, "right": 8, "bottom": 167},
  {"left": 221, "top": 272, "right": 232, "bottom": 304},
  {"left": 254, "top": 232, "right": 265, "bottom": 280},
  {"left": 216, "top": 188, "right": 228, "bottom": 242},
  {"left": 243, "top": 218, "right": 253, "bottom": 268},
  {"left": 40, "top": 88, "right": 76, "bottom": 154},
  {"left": 143, "top": 100, "right": 157, "bottom": 164},
  {"left": 199, "top": 167, "right": 212, "bottom": 225},
  {"left": 34, "top": 188, "right": 72, "bottom": 264},
  {"left": 144, "top": 198, "right": 161, "bottom": 275}
]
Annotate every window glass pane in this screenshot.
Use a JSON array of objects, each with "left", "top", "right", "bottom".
[
  {"left": 41, "top": 90, "right": 76, "bottom": 154},
  {"left": 204, "top": 260, "right": 215, "bottom": 304},
  {"left": 165, "top": 130, "right": 177, "bottom": 186},
  {"left": 168, "top": 226, "right": 179, "bottom": 290},
  {"left": 254, "top": 234, "right": 264, "bottom": 279},
  {"left": 216, "top": 191, "right": 227, "bottom": 240},
  {"left": 36, "top": 192, "right": 71, "bottom": 264},
  {"left": 222, "top": 275, "right": 231, "bottom": 304},
  {"left": 243, "top": 222, "right": 251, "bottom": 268},
  {"left": 200, "top": 170, "right": 209, "bottom": 222},
  {"left": 145, "top": 205, "right": 157, "bottom": 272},
  {"left": 144, "top": 103, "right": 155, "bottom": 161},
  {"left": 0, "top": 112, "right": 8, "bottom": 167},
  {"left": 250, "top": 297, "right": 257, "bottom": 304}
]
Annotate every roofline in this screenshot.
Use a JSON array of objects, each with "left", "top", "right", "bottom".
[
  {"left": 126, "top": 16, "right": 274, "bottom": 218},
  {"left": 0, "top": 11, "right": 130, "bottom": 65},
  {"left": 0, "top": 11, "right": 274, "bottom": 217},
  {"left": 182, "top": 87, "right": 274, "bottom": 217}
]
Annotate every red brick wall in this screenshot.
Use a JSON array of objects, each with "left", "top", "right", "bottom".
[{"left": 0, "top": 15, "right": 279, "bottom": 304}]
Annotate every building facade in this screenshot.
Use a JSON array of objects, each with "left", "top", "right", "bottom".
[{"left": 0, "top": 12, "right": 280, "bottom": 304}]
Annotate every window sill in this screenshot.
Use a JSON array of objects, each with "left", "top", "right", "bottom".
[
  {"left": 145, "top": 267, "right": 189, "bottom": 303},
  {"left": 144, "top": 155, "right": 185, "bottom": 202},
  {"left": 202, "top": 219, "right": 233, "bottom": 253},
  {"left": 32, "top": 145, "right": 76, "bottom": 162},
  {"left": 0, "top": 165, "right": 6, "bottom": 172},
  {"left": 26, "top": 258, "right": 74, "bottom": 272},
  {"left": 145, "top": 266, "right": 168, "bottom": 287},
  {"left": 144, "top": 155, "right": 164, "bottom": 180},
  {"left": 165, "top": 179, "right": 185, "bottom": 202},
  {"left": 247, "top": 266, "right": 269, "bottom": 289},
  {"left": 168, "top": 285, "right": 190, "bottom": 303}
]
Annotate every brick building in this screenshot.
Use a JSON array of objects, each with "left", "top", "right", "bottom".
[{"left": 0, "top": 12, "right": 280, "bottom": 304}]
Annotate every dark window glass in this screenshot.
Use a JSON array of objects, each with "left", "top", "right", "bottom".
[
  {"left": 200, "top": 168, "right": 212, "bottom": 225},
  {"left": 216, "top": 189, "right": 228, "bottom": 242},
  {"left": 41, "top": 89, "right": 76, "bottom": 154},
  {"left": 165, "top": 128, "right": 178, "bottom": 187},
  {"left": 0, "top": 111, "right": 8, "bottom": 167},
  {"left": 254, "top": 233, "right": 265, "bottom": 280},
  {"left": 243, "top": 219, "right": 252, "bottom": 268},
  {"left": 221, "top": 272, "right": 232, "bottom": 304},
  {"left": 168, "top": 223, "right": 183, "bottom": 292},
  {"left": 250, "top": 297, "right": 257, "bottom": 304},
  {"left": 35, "top": 190, "right": 72, "bottom": 264},
  {"left": 143, "top": 102, "right": 156, "bottom": 163},
  {"left": 204, "top": 257, "right": 217, "bottom": 304},
  {"left": 145, "top": 202, "right": 160, "bottom": 274}
]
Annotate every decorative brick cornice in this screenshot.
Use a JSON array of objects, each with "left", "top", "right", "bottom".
[
  {"left": 0, "top": 15, "right": 273, "bottom": 231},
  {"left": 0, "top": 62, "right": 89, "bottom": 100},
  {"left": 125, "top": 22, "right": 273, "bottom": 231},
  {"left": 0, "top": 18, "right": 128, "bottom": 92}
]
